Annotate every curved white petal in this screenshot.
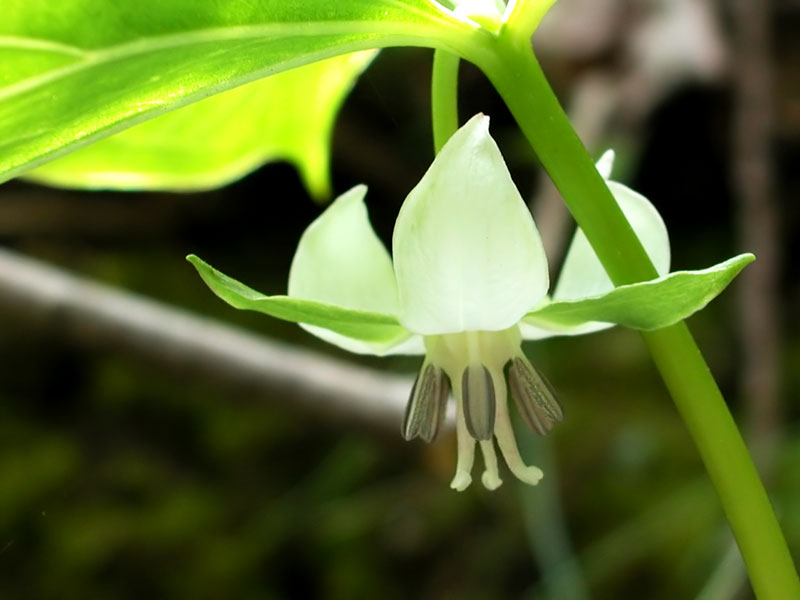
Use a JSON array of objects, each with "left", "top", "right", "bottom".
[
  {"left": 289, "top": 184, "right": 399, "bottom": 313},
  {"left": 519, "top": 318, "right": 613, "bottom": 341},
  {"left": 289, "top": 185, "right": 414, "bottom": 354},
  {"left": 302, "top": 326, "right": 425, "bottom": 356},
  {"left": 595, "top": 149, "right": 615, "bottom": 180},
  {"left": 393, "top": 114, "right": 549, "bottom": 335},
  {"left": 553, "top": 181, "right": 670, "bottom": 301}
]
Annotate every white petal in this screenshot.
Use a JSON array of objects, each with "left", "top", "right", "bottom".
[
  {"left": 553, "top": 181, "right": 670, "bottom": 301},
  {"left": 519, "top": 318, "right": 613, "bottom": 341},
  {"left": 289, "top": 185, "right": 420, "bottom": 355},
  {"left": 595, "top": 149, "right": 616, "bottom": 180},
  {"left": 393, "top": 114, "right": 549, "bottom": 335},
  {"left": 289, "top": 185, "right": 399, "bottom": 312},
  {"left": 301, "top": 326, "right": 425, "bottom": 356}
]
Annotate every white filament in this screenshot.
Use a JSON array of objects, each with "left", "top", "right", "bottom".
[
  {"left": 493, "top": 375, "right": 544, "bottom": 485},
  {"left": 450, "top": 376, "right": 476, "bottom": 491}
]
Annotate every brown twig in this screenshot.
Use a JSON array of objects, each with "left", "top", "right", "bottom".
[{"left": 0, "top": 246, "right": 416, "bottom": 434}]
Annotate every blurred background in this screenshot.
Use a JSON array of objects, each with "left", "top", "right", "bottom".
[{"left": 1, "top": 0, "right": 799, "bottom": 597}]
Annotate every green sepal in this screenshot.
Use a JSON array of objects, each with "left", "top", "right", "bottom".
[
  {"left": 524, "top": 254, "right": 754, "bottom": 332},
  {"left": 187, "top": 254, "right": 412, "bottom": 346}
]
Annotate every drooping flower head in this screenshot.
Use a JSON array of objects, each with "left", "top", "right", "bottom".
[{"left": 189, "top": 114, "right": 752, "bottom": 490}]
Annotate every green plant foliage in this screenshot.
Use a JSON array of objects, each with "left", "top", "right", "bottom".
[
  {"left": 0, "top": 0, "right": 475, "bottom": 184},
  {"left": 23, "top": 52, "right": 375, "bottom": 198},
  {"left": 525, "top": 254, "right": 755, "bottom": 331}
]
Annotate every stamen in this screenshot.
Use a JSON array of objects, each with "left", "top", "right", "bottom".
[
  {"left": 493, "top": 375, "right": 544, "bottom": 485},
  {"left": 461, "top": 365, "right": 495, "bottom": 440},
  {"left": 402, "top": 363, "right": 450, "bottom": 442},
  {"left": 479, "top": 440, "right": 502, "bottom": 490},
  {"left": 507, "top": 356, "right": 563, "bottom": 435}
]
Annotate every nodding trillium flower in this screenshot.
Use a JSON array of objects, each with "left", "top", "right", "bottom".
[{"left": 188, "top": 114, "right": 752, "bottom": 491}]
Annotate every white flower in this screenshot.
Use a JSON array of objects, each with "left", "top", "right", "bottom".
[
  {"left": 189, "top": 114, "right": 752, "bottom": 491},
  {"left": 289, "top": 114, "right": 667, "bottom": 491}
]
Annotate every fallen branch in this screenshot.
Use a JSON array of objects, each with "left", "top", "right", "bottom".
[{"left": 0, "top": 246, "right": 416, "bottom": 434}]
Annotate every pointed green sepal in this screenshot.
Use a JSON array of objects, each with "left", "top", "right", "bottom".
[
  {"left": 523, "top": 254, "right": 754, "bottom": 333},
  {"left": 187, "top": 254, "right": 414, "bottom": 351}
]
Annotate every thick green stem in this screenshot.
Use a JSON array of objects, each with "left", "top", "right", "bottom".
[
  {"left": 471, "top": 32, "right": 799, "bottom": 599},
  {"left": 484, "top": 42, "right": 657, "bottom": 286},
  {"left": 431, "top": 50, "right": 460, "bottom": 153},
  {"left": 642, "top": 324, "right": 798, "bottom": 599}
]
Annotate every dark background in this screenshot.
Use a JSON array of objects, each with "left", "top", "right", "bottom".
[{"left": 0, "top": 2, "right": 799, "bottom": 598}]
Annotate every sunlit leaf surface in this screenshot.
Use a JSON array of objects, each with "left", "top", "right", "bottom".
[
  {"left": 24, "top": 52, "right": 375, "bottom": 198},
  {"left": 0, "top": 0, "right": 475, "bottom": 183}
]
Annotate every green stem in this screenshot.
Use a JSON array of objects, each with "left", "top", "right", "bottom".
[
  {"left": 472, "top": 32, "right": 799, "bottom": 599},
  {"left": 642, "top": 323, "right": 798, "bottom": 599},
  {"left": 431, "top": 50, "right": 461, "bottom": 153}
]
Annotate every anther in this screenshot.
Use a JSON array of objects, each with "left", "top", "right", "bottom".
[
  {"left": 461, "top": 365, "right": 496, "bottom": 441},
  {"left": 507, "top": 356, "right": 563, "bottom": 435},
  {"left": 402, "top": 363, "right": 450, "bottom": 442}
]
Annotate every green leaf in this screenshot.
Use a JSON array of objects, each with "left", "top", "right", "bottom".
[
  {"left": 0, "top": 0, "right": 477, "bottom": 183},
  {"left": 524, "top": 254, "right": 754, "bottom": 332},
  {"left": 393, "top": 114, "right": 548, "bottom": 335},
  {"left": 22, "top": 52, "right": 375, "bottom": 198},
  {"left": 187, "top": 254, "right": 416, "bottom": 354}
]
